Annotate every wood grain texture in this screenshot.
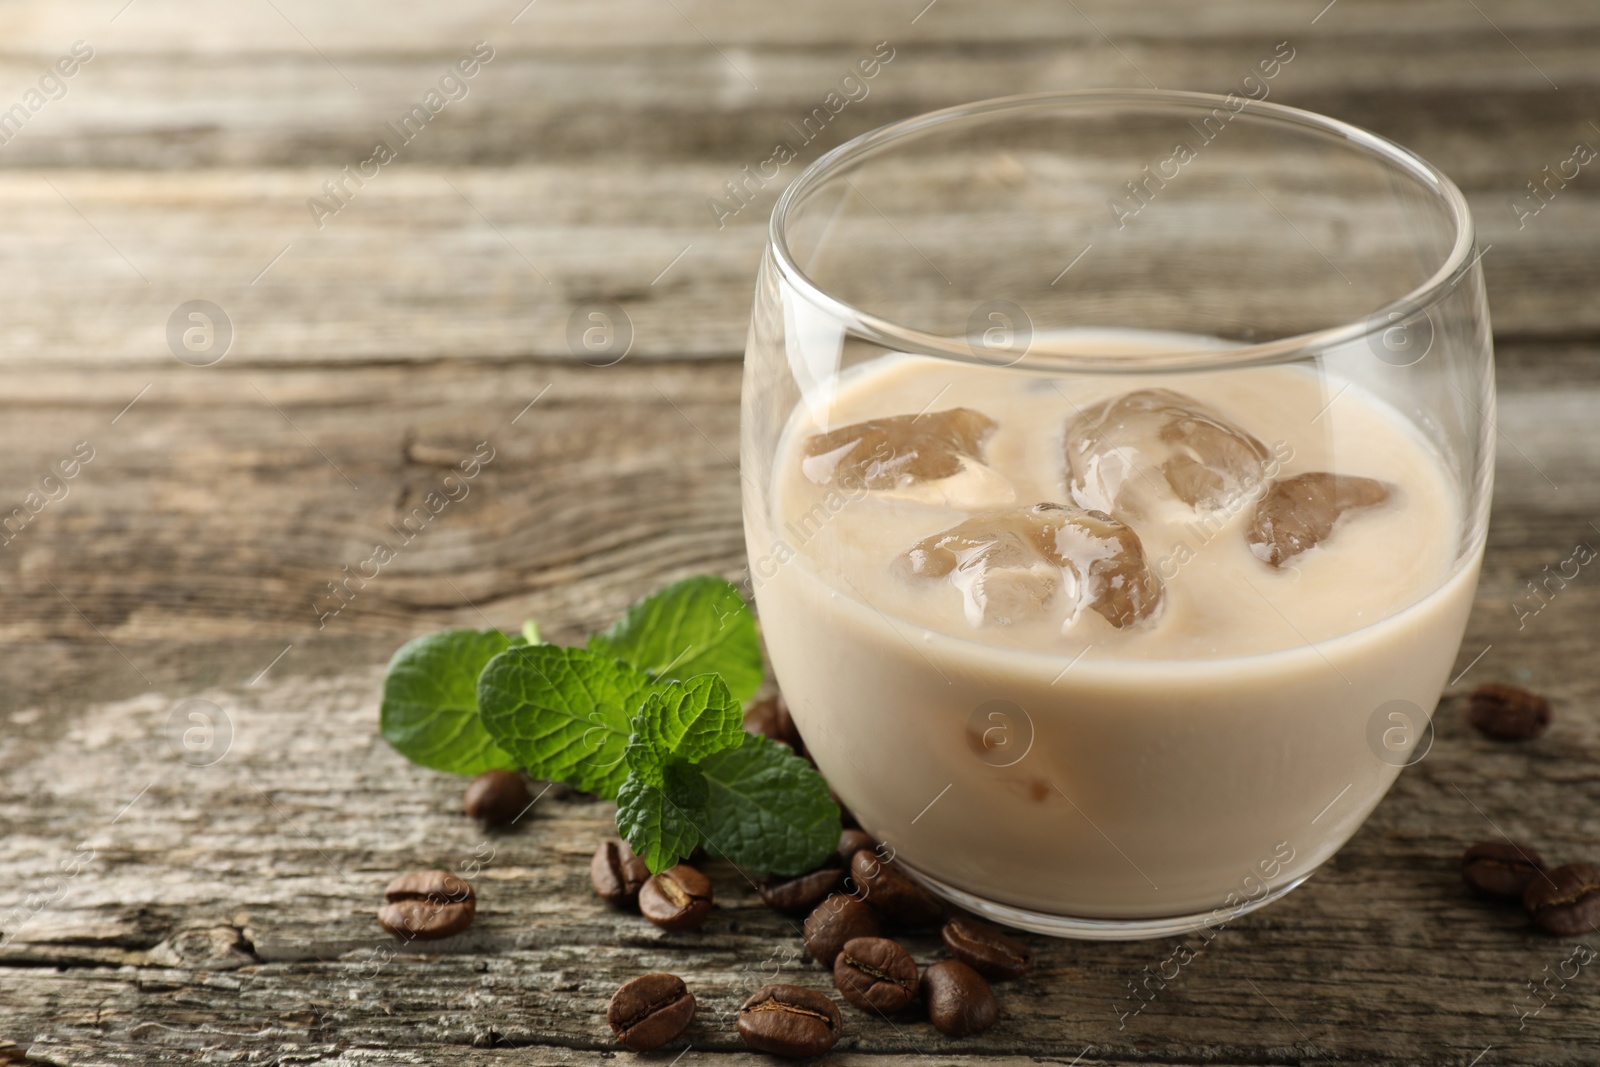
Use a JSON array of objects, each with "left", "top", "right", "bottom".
[
  {"left": 3, "top": 664, "right": 1600, "bottom": 1065},
  {"left": 2, "top": 1, "right": 1599, "bottom": 1064},
  {"left": 0, "top": 167, "right": 1592, "bottom": 367}
]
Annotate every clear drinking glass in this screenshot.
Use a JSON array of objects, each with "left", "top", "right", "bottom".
[{"left": 740, "top": 90, "right": 1492, "bottom": 939}]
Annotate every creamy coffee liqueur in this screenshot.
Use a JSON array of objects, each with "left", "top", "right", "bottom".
[{"left": 749, "top": 332, "right": 1480, "bottom": 920}]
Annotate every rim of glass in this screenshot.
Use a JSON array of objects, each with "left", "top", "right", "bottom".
[{"left": 768, "top": 89, "right": 1477, "bottom": 373}]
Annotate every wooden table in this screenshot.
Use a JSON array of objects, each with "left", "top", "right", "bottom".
[{"left": 3, "top": 2, "right": 1598, "bottom": 1063}]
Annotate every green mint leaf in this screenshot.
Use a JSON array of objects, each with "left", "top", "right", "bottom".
[
  {"left": 700, "top": 733, "right": 841, "bottom": 876},
  {"left": 587, "top": 575, "right": 763, "bottom": 702},
  {"left": 616, "top": 761, "right": 708, "bottom": 874},
  {"left": 477, "top": 644, "right": 658, "bottom": 799},
  {"left": 636, "top": 674, "right": 746, "bottom": 765},
  {"left": 380, "top": 629, "right": 517, "bottom": 775},
  {"left": 622, "top": 723, "right": 672, "bottom": 788},
  {"left": 622, "top": 674, "right": 744, "bottom": 795}
]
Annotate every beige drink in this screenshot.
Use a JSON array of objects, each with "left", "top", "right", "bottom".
[{"left": 747, "top": 334, "right": 1480, "bottom": 926}]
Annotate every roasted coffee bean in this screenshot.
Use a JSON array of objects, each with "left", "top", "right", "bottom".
[
  {"left": 590, "top": 839, "right": 652, "bottom": 907},
  {"left": 1468, "top": 683, "right": 1552, "bottom": 741},
  {"left": 757, "top": 832, "right": 864, "bottom": 916},
  {"left": 1461, "top": 841, "right": 1547, "bottom": 898},
  {"left": 745, "top": 694, "right": 804, "bottom": 753},
  {"left": 607, "top": 973, "right": 696, "bottom": 1052},
  {"left": 850, "top": 849, "right": 944, "bottom": 927},
  {"left": 759, "top": 866, "right": 846, "bottom": 915},
  {"left": 376, "top": 870, "right": 476, "bottom": 941},
  {"left": 1523, "top": 862, "right": 1600, "bottom": 936},
  {"left": 837, "top": 828, "right": 875, "bottom": 865},
  {"left": 462, "top": 769, "right": 531, "bottom": 825},
  {"left": 921, "top": 959, "right": 999, "bottom": 1036},
  {"left": 736, "top": 983, "right": 842, "bottom": 1058},
  {"left": 639, "top": 864, "right": 713, "bottom": 930},
  {"left": 941, "top": 916, "right": 1033, "bottom": 980},
  {"left": 804, "top": 894, "right": 882, "bottom": 967},
  {"left": 833, "top": 936, "right": 918, "bottom": 1013}
]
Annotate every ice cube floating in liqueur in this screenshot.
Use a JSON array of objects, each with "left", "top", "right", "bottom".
[
  {"left": 802, "top": 408, "right": 996, "bottom": 490},
  {"left": 1248, "top": 471, "right": 1391, "bottom": 567},
  {"left": 807, "top": 388, "right": 1392, "bottom": 632},
  {"left": 1065, "top": 387, "right": 1272, "bottom": 515},
  {"left": 902, "top": 503, "right": 1161, "bottom": 629}
]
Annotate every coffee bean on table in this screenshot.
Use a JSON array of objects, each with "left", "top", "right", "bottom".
[
  {"left": 1461, "top": 841, "right": 1547, "bottom": 898},
  {"left": 804, "top": 894, "right": 882, "bottom": 967},
  {"left": 1468, "top": 683, "right": 1552, "bottom": 741},
  {"left": 607, "top": 973, "right": 696, "bottom": 1052},
  {"left": 639, "top": 864, "right": 713, "bottom": 930},
  {"left": 760, "top": 866, "right": 846, "bottom": 915},
  {"left": 837, "top": 828, "right": 875, "bottom": 865},
  {"left": 591, "top": 839, "right": 651, "bottom": 907},
  {"left": 1523, "top": 862, "right": 1600, "bottom": 936},
  {"left": 462, "top": 769, "right": 531, "bottom": 825},
  {"left": 833, "top": 936, "right": 918, "bottom": 1013},
  {"left": 377, "top": 870, "right": 476, "bottom": 941},
  {"left": 850, "top": 849, "right": 944, "bottom": 927},
  {"left": 736, "top": 983, "right": 842, "bottom": 1058},
  {"left": 921, "top": 959, "right": 999, "bottom": 1036},
  {"left": 941, "top": 916, "right": 1033, "bottom": 980}
]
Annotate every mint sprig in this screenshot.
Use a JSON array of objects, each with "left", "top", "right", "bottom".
[
  {"left": 614, "top": 675, "right": 743, "bottom": 870},
  {"left": 700, "top": 733, "right": 840, "bottom": 877},
  {"left": 379, "top": 629, "right": 518, "bottom": 775},
  {"left": 615, "top": 762, "right": 709, "bottom": 873},
  {"left": 588, "top": 575, "right": 764, "bottom": 702},
  {"left": 477, "top": 644, "right": 655, "bottom": 800},
  {"left": 629, "top": 674, "right": 747, "bottom": 770},
  {"left": 378, "top": 575, "right": 841, "bottom": 876}
]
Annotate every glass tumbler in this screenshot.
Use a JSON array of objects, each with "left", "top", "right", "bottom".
[{"left": 740, "top": 90, "right": 1492, "bottom": 938}]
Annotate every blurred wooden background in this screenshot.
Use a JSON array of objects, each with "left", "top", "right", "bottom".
[{"left": 2, "top": 1, "right": 1598, "bottom": 1064}]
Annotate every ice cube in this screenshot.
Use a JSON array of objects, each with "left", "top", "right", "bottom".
[
  {"left": 1064, "top": 389, "right": 1271, "bottom": 516},
  {"left": 903, "top": 502, "right": 1163, "bottom": 629},
  {"left": 1049, "top": 505, "right": 1166, "bottom": 629},
  {"left": 1247, "top": 472, "right": 1392, "bottom": 567},
  {"left": 802, "top": 408, "right": 996, "bottom": 491},
  {"left": 874, "top": 458, "right": 1018, "bottom": 511},
  {"left": 906, "top": 512, "right": 1064, "bottom": 627}
]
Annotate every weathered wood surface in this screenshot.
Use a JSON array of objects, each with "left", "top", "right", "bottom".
[{"left": 2, "top": 1, "right": 1600, "bottom": 1064}]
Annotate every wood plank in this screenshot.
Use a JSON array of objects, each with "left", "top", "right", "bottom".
[
  {"left": 0, "top": 40, "right": 1590, "bottom": 174},
  {"left": 0, "top": 5, "right": 1587, "bottom": 366},
  {"left": 0, "top": 360, "right": 743, "bottom": 645},
  {"left": 0, "top": 167, "right": 1592, "bottom": 369},
  {"left": 0, "top": 0, "right": 1597, "bottom": 54}
]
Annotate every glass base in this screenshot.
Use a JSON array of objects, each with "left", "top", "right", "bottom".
[{"left": 901, "top": 861, "right": 1313, "bottom": 941}]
